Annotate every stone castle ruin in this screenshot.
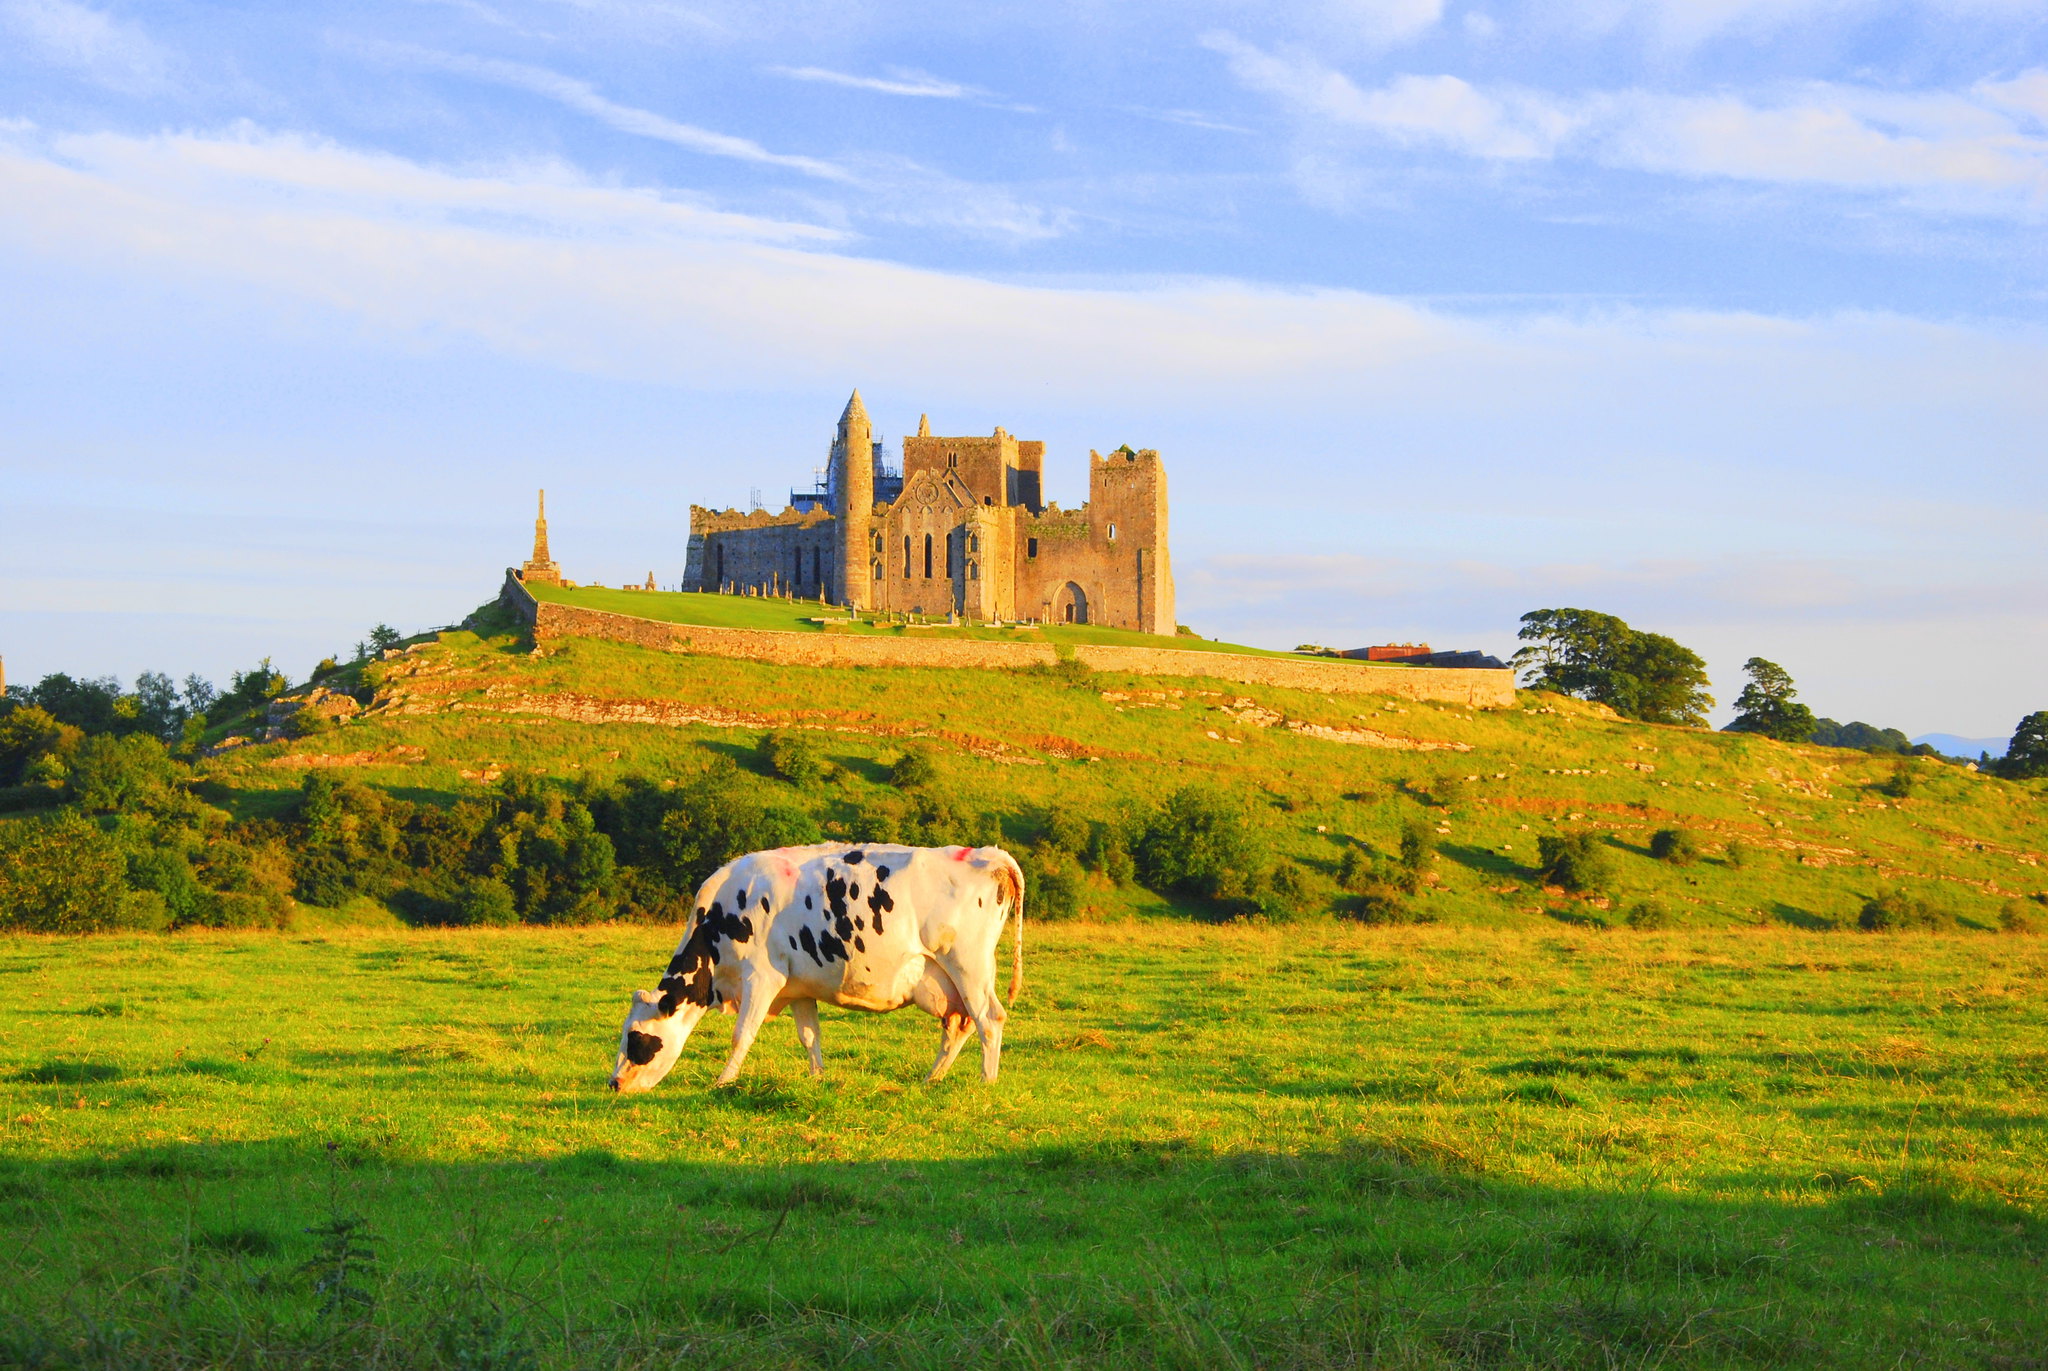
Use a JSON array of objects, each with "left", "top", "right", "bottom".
[{"left": 680, "top": 392, "right": 1175, "bottom": 634}]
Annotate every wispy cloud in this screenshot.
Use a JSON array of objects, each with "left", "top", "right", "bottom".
[
  {"left": 1, "top": 0, "right": 171, "bottom": 93},
  {"left": 770, "top": 65, "right": 977, "bottom": 99},
  {"left": 344, "top": 38, "right": 851, "bottom": 180},
  {"left": 1208, "top": 34, "right": 2048, "bottom": 213}
]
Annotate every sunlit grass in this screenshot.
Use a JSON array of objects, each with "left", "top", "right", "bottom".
[{"left": 1, "top": 923, "right": 2043, "bottom": 1367}]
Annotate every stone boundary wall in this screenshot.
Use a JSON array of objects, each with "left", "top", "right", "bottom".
[
  {"left": 1069, "top": 644, "right": 1515, "bottom": 708},
  {"left": 499, "top": 571, "right": 1517, "bottom": 706}
]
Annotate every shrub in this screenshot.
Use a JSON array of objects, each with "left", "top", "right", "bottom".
[
  {"left": 282, "top": 707, "right": 331, "bottom": 740},
  {"left": 1043, "top": 806, "right": 1090, "bottom": 857},
  {"left": 1536, "top": 831, "right": 1614, "bottom": 893},
  {"left": 762, "top": 730, "right": 824, "bottom": 786},
  {"left": 1084, "top": 819, "right": 1136, "bottom": 886},
  {"left": 1241, "top": 859, "right": 1316, "bottom": 921},
  {"left": 456, "top": 878, "right": 519, "bottom": 927},
  {"left": 127, "top": 848, "right": 203, "bottom": 926},
  {"left": 1347, "top": 882, "right": 1433, "bottom": 926},
  {"left": 1880, "top": 763, "right": 1917, "bottom": 799},
  {"left": 1337, "top": 845, "right": 1375, "bottom": 894},
  {"left": 0, "top": 812, "right": 129, "bottom": 932},
  {"left": 1624, "top": 899, "right": 1674, "bottom": 930},
  {"left": 1997, "top": 900, "right": 2038, "bottom": 935},
  {"left": 1858, "top": 888, "right": 1942, "bottom": 932},
  {"left": 1648, "top": 828, "right": 1700, "bottom": 866},
  {"left": 1428, "top": 774, "right": 1466, "bottom": 810},
  {"left": 1723, "top": 840, "right": 1749, "bottom": 869},
  {"left": 1135, "top": 785, "right": 1269, "bottom": 902},
  {"left": 1018, "top": 855, "right": 1082, "bottom": 921},
  {"left": 1396, "top": 821, "right": 1437, "bottom": 893},
  {"left": 889, "top": 747, "right": 939, "bottom": 790},
  {"left": 65, "top": 734, "right": 175, "bottom": 812}
]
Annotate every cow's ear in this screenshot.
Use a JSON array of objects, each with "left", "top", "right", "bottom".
[{"left": 633, "top": 988, "right": 662, "bottom": 1007}]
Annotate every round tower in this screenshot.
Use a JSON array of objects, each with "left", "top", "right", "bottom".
[{"left": 830, "top": 389, "right": 874, "bottom": 609}]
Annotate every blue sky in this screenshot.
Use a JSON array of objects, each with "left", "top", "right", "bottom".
[{"left": 1, "top": 0, "right": 2044, "bottom": 736}]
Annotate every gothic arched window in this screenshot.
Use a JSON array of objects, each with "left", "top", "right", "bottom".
[
  {"left": 903, "top": 535, "right": 912, "bottom": 578},
  {"left": 923, "top": 533, "right": 934, "bottom": 579}
]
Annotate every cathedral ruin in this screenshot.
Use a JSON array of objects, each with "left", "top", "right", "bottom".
[{"left": 680, "top": 392, "right": 1175, "bottom": 634}]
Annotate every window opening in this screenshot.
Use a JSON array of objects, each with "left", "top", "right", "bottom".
[
  {"left": 903, "top": 535, "right": 912, "bottom": 578},
  {"left": 923, "top": 533, "right": 933, "bottom": 579},
  {"left": 1027, "top": 537, "right": 1038, "bottom": 559}
]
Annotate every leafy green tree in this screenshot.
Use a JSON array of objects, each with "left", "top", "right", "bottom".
[
  {"left": 1998, "top": 711, "right": 2048, "bottom": 780},
  {"left": 0, "top": 813, "right": 129, "bottom": 932},
  {"left": 1511, "top": 609, "right": 1713, "bottom": 726},
  {"left": 1723, "top": 658, "right": 1817, "bottom": 742},
  {"left": 0, "top": 705, "right": 77, "bottom": 787},
  {"left": 1136, "top": 785, "right": 1268, "bottom": 902},
  {"left": 131, "top": 672, "right": 188, "bottom": 741},
  {"left": 1858, "top": 887, "right": 1941, "bottom": 931},
  {"left": 368, "top": 624, "right": 404, "bottom": 654},
  {"left": 23, "top": 673, "right": 124, "bottom": 733}
]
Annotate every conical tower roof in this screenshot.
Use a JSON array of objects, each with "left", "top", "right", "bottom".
[{"left": 840, "top": 389, "right": 867, "bottom": 423}]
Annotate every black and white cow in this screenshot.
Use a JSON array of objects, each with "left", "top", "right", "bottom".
[{"left": 609, "top": 842, "right": 1024, "bottom": 1091}]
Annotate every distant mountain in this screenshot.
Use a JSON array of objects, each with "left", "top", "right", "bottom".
[{"left": 1913, "top": 733, "right": 2008, "bottom": 760}]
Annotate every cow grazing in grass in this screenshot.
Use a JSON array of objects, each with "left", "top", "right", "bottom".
[{"left": 609, "top": 843, "right": 1024, "bottom": 1091}]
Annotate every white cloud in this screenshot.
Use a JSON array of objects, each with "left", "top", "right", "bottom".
[
  {"left": 344, "top": 39, "right": 851, "bottom": 180},
  {"left": 1320, "top": 0, "right": 1446, "bottom": 45},
  {"left": 1, "top": 0, "right": 170, "bottom": 92},
  {"left": 769, "top": 65, "right": 978, "bottom": 99},
  {"left": 1210, "top": 37, "right": 2048, "bottom": 212}
]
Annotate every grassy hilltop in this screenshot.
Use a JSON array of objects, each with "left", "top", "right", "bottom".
[{"left": 182, "top": 602, "right": 2047, "bottom": 932}]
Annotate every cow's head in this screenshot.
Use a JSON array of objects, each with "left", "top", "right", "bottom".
[{"left": 608, "top": 989, "right": 704, "bottom": 1092}]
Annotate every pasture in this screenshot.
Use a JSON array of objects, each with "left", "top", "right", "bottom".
[{"left": 3, "top": 922, "right": 2045, "bottom": 1368}]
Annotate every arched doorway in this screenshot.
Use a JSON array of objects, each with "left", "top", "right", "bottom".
[{"left": 1054, "top": 582, "right": 1088, "bottom": 625}]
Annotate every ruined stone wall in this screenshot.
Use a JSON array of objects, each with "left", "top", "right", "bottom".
[
  {"left": 521, "top": 589, "right": 1515, "bottom": 705},
  {"left": 1008, "top": 450, "right": 1171, "bottom": 634},
  {"left": 687, "top": 514, "right": 838, "bottom": 599}
]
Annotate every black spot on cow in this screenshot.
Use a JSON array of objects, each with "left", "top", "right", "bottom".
[
  {"left": 788, "top": 935, "right": 798, "bottom": 950},
  {"left": 804, "top": 894, "right": 814, "bottom": 910},
  {"left": 854, "top": 915, "right": 865, "bottom": 931},
  {"left": 658, "top": 898, "right": 752, "bottom": 1011},
  {"left": 867, "top": 882, "right": 895, "bottom": 930},
  {"left": 849, "top": 883, "right": 860, "bottom": 901},
  {"left": 834, "top": 914, "right": 855, "bottom": 941},
  {"left": 854, "top": 935, "right": 866, "bottom": 953},
  {"left": 625, "top": 1030, "right": 662, "bottom": 1066},
  {"left": 817, "top": 929, "right": 848, "bottom": 962},
  {"left": 760, "top": 895, "right": 770, "bottom": 912},
  {"left": 874, "top": 864, "right": 890, "bottom": 882},
  {"left": 798, "top": 926, "right": 822, "bottom": 966},
  {"left": 845, "top": 850, "right": 865, "bottom": 864},
  {"left": 824, "top": 873, "right": 849, "bottom": 921}
]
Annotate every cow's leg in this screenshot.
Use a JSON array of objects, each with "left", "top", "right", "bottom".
[
  {"left": 713, "top": 970, "right": 787, "bottom": 1087},
  {"left": 910, "top": 963, "right": 977, "bottom": 1083},
  {"left": 791, "top": 998, "right": 825, "bottom": 1079},
  {"left": 941, "top": 956, "right": 1009, "bottom": 1083}
]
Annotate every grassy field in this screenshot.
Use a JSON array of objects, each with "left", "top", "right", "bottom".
[
  {"left": 2, "top": 923, "right": 2044, "bottom": 1369},
  {"left": 523, "top": 582, "right": 1302, "bottom": 656}
]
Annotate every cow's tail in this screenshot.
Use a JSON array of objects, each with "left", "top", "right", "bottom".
[{"left": 994, "top": 851, "right": 1025, "bottom": 1003}]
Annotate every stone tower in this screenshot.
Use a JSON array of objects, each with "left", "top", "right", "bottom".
[
  {"left": 521, "top": 489, "right": 563, "bottom": 586},
  {"left": 830, "top": 390, "right": 873, "bottom": 609}
]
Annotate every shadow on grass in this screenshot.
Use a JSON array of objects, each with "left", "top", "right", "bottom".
[
  {"left": 0, "top": 1136, "right": 2043, "bottom": 1370},
  {"left": 1771, "top": 902, "right": 1840, "bottom": 931}
]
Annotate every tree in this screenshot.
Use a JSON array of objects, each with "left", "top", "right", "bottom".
[
  {"left": 1723, "top": 657, "right": 1817, "bottom": 742},
  {"left": 1511, "top": 609, "right": 1713, "bottom": 727},
  {"left": 1999, "top": 711, "right": 2048, "bottom": 780},
  {"left": 368, "top": 624, "right": 404, "bottom": 654}
]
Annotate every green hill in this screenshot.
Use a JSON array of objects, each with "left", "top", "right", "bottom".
[{"left": 168, "top": 601, "right": 2047, "bottom": 933}]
